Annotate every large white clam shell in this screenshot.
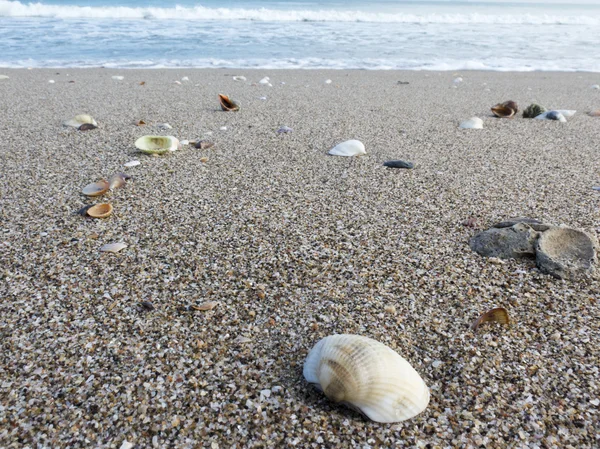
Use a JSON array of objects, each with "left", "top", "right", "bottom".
[
  {"left": 135, "top": 136, "right": 179, "bottom": 154},
  {"left": 328, "top": 140, "right": 366, "bottom": 157},
  {"left": 459, "top": 117, "right": 483, "bottom": 129},
  {"left": 64, "top": 114, "right": 97, "bottom": 128},
  {"left": 303, "top": 334, "right": 430, "bottom": 423}
]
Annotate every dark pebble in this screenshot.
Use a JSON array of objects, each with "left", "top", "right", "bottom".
[
  {"left": 384, "top": 160, "right": 414, "bottom": 169},
  {"left": 78, "top": 123, "right": 98, "bottom": 131}
]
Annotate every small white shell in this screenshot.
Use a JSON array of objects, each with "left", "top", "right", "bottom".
[
  {"left": 591, "top": 84, "right": 600, "bottom": 90},
  {"left": 233, "top": 76, "right": 247, "bottom": 81},
  {"left": 64, "top": 114, "right": 97, "bottom": 128},
  {"left": 157, "top": 123, "right": 173, "bottom": 130},
  {"left": 135, "top": 136, "right": 179, "bottom": 154},
  {"left": 325, "top": 79, "right": 332, "bottom": 84},
  {"left": 0, "top": 75, "right": 9, "bottom": 80},
  {"left": 48, "top": 80, "right": 55, "bottom": 83},
  {"left": 100, "top": 242, "right": 127, "bottom": 253},
  {"left": 328, "top": 140, "right": 366, "bottom": 157},
  {"left": 112, "top": 76, "right": 124, "bottom": 80},
  {"left": 124, "top": 160, "right": 140, "bottom": 168},
  {"left": 459, "top": 117, "right": 483, "bottom": 129},
  {"left": 304, "top": 335, "right": 430, "bottom": 423},
  {"left": 453, "top": 77, "right": 463, "bottom": 83},
  {"left": 181, "top": 76, "right": 189, "bottom": 81}
]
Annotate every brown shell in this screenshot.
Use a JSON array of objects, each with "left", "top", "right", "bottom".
[
  {"left": 87, "top": 203, "right": 113, "bottom": 218},
  {"left": 491, "top": 101, "right": 518, "bottom": 118},
  {"left": 219, "top": 94, "right": 240, "bottom": 112},
  {"left": 470, "top": 307, "right": 510, "bottom": 332},
  {"left": 82, "top": 180, "right": 109, "bottom": 197}
]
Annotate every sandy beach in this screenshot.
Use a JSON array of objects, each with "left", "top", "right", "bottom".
[{"left": 0, "top": 68, "right": 599, "bottom": 448}]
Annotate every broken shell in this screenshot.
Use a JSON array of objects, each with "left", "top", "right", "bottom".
[
  {"left": 138, "top": 301, "right": 155, "bottom": 311},
  {"left": 139, "top": 81, "right": 146, "bottom": 86},
  {"left": 192, "top": 301, "right": 219, "bottom": 311},
  {"left": 491, "top": 101, "right": 518, "bottom": 118},
  {"left": 303, "top": 334, "right": 430, "bottom": 423},
  {"left": 135, "top": 120, "right": 147, "bottom": 126},
  {"left": 459, "top": 117, "right": 483, "bottom": 129},
  {"left": 82, "top": 180, "right": 109, "bottom": 197},
  {"left": 100, "top": 242, "right": 127, "bottom": 253},
  {"left": 112, "top": 76, "right": 124, "bottom": 80},
  {"left": 536, "top": 227, "right": 597, "bottom": 279},
  {"left": 135, "top": 136, "right": 179, "bottom": 154},
  {"left": 64, "top": 114, "right": 97, "bottom": 128},
  {"left": 108, "top": 173, "right": 131, "bottom": 191},
  {"left": 277, "top": 126, "right": 293, "bottom": 134},
  {"left": 124, "top": 160, "right": 140, "bottom": 168},
  {"left": 523, "top": 104, "right": 546, "bottom": 118},
  {"left": 535, "top": 111, "right": 566, "bottom": 122},
  {"left": 78, "top": 123, "right": 98, "bottom": 131},
  {"left": 470, "top": 307, "right": 510, "bottom": 332},
  {"left": 199, "top": 157, "right": 209, "bottom": 163},
  {"left": 219, "top": 94, "right": 240, "bottom": 112},
  {"left": 328, "top": 140, "right": 366, "bottom": 157},
  {"left": 86, "top": 203, "right": 113, "bottom": 219}
]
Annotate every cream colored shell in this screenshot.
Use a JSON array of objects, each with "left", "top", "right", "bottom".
[
  {"left": 64, "top": 114, "right": 97, "bottom": 128},
  {"left": 135, "top": 135, "right": 179, "bottom": 154},
  {"left": 303, "top": 334, "right": 430, "bottom": 423},
  {"left": 328, "top": 140, "right": 366, "bottom": 157}
]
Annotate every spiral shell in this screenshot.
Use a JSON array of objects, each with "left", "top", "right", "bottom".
[{"left": 303, "top": 334, "right": 430, "bottom": 423}]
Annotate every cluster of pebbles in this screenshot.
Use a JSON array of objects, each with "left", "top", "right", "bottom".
[{"left": 0, "top": 69, "right": 599, "bottom": 448}]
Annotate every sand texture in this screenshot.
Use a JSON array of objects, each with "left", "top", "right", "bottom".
[{"left": 1, "top": 69, "right": 599, "bottom": 448}]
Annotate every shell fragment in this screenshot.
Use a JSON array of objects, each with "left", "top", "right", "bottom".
[{"left": 100, "top": 242, "right": 127, "bottom": 253}]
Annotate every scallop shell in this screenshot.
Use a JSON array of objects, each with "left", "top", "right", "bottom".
[
  {"left": 64, "top": 114, "right": 98, "bottom": 128},
  {"left": 536, "top": 227, "right": 597, "bottom": 279},
  {"left": 86, "top": 203, "right": 113, "bottom": 218},
  {"left": 218, "top": 94, "right": 240, "bottom": 112},
  {"left": 82, "top": 180, "right": 109, "bottom": 197},
  {"left": 491, "top": 100, "right": 518, "bottom": 118},
  {"left": 135, "top": 136, "right": 179, "bottom": 154},
  {"left": 459, "top": 117, "right": 483, "bottom": 129},
  {"left": 303, "top": 334, "right": 430, "bottom": 423},
  {"left": 328, "top": 140, "right": 366, "bottom": 157},
  {"left": 522, "top": 104, "right": 546, "bottom": 118}
]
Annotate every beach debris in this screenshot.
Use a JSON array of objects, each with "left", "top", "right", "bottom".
[
  {"left": 135, "top": 120, "right": 146, "bottom": 126},
  {"left": 124, "top": 160, "right": 140, "bottom": 168},
  {"left": 234, "top": 336, "right": 252, "bottom": 344},
  {"left": 181, "top": 76, "right": 189, "bottom": 81},
  {"left": 259, "top": 96, "right": 267, "bottom": 100},
  {"left": 48, "top": 80, "right": 55, "bottom": 83},
  {"left": 199, "top": 157, "right": 209, "bottom": 163},
  {"left": 218, "top": 94, "right": 240, "bottom": 112},
  {"left": 462, "top": 217, "right": 479, "bottom": 228},
  {"left": 120, "top": 441, "right": 134, "bottom": 449},
  {"left": 220, "top": 126, "right": 227, "bottom": 131},
  {"left": 492, "top": 217, "right": 550, "bottom": 232},
  {"left": 470, "top": 307, "right": 510, "bottom": 332},
  {"left": 470, "top": 223, "right": 540, "bottom": 260},
  {"left": 108, "top": 173, "right": 131, "bottom": 191},
  {"left": 383, "top": 160, "right": 414, "bottom": 169},
  {"left": 100, "top": 242, "right": 127, "bottom": 253},
  {"left": 193, "top": 140, "right": 214, "bottom": 150},
  {"left": 82, "top": 180, "right": 109, "bottom": 197},
  {"left": 459, "top": 117, "right": 483, "bottom": 129},
  {"left": 259, "top": 77, "right": 271, "bottom": 85},
  {"left": 191, "top": 301, "right": 219, "bottom": 311},
  {"left": 591, "top": 84, "right": 600, "bottom": 90},
  {"left": 139, "top": 81, "right": 146, "bottom": 86},
  {"left": 588, "top": 110, "right": 600, "bottom": 117},
  {"left": 86, "top": 203, "right": 113, "bottom": 219},
  {"left": 0, "top": 75, "right": 9, "bottom": 80},
  {"left": 64, "top": 114, "right": 97, "bottom": 128},
  {"left": 138, "top": 301, "right": 155, "bottom": 311},
  {"left": 328, "top": 139, "right": 366, "bottom": 157},
  {"left": 112, "top": 76, "right": 124, "bottom": 81},
  {"left": 77, "top": 205, "right": 94, "bottom": 216},
  {"left": 277, "top": 126, "right": 293, "bottom": 134},
  {"left": 174, "top": 80, "right": 182, "bottom": 85},
  {"left": 157, "top": 123, "right": 172, "bottom": 130},
  {"left": 397, "top": 81, "right": 409, "bottom": 85},
  {"left": 491, "top": 100, "right": 518, "bottom": 118},
  {"left": 78, "top": 123, "right": 98, "bottom": 131},
  {"left": 536, "top": 227, "right": 597, "bottom": 279},
  {"left": 325, "top": 79, "right": 332, "bottom": 84},
  {"left": 303, "top": 334, "right": 430, "bottom": 423},
  {"left": 535, "top": 111, "right": 566, "bottom": 122},
  {"left": 593, "top": 186, "right": 600, "bottom": 191},
  {"left": 233, "top": 75, "right": 247, "bottom": 81},
  {"left": 135, "top": 136, "right": 180, "bottom": 154},
  {"left": 453, "top": 77, "right": 463, "bottom": 84},
  {"left": 523, "top": 104, "right": 546, "bottom": 118}
]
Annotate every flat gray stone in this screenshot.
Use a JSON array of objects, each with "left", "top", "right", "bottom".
[
  {"left": 384, "top": 160, "right": 414, "bottom": 169},
  {"left": 492, "top": 217, "right": 551, "bottom": 232},
  {"left": 470, "top": 223, "right": 540, "bottom": 259},
  {"left": 536, "top": 227, "right": 597, "bottom": 279}
]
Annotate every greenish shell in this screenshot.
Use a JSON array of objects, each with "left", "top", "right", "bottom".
[{"left": 523, "top": 104, "right": 546, "bottom": 118}]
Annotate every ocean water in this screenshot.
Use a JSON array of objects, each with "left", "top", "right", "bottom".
[{"left": 1, "top": 0, "right": 599, "bottom": 71}]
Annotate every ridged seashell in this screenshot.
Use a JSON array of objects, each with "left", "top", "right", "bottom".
[
  {"left": 536, "top": 227, "right": 597, "bottom": 279},
  {"left": 491, "top": 100, "right": 518, "bottom": 118},
  {"left": 328, "top": 140, "right": 366, "bottom": 157},
  {"left": 470, "top": 307, "right": 510, "bottom": 332},
  {"left": 459, "top": 117, "right": 483, "bottom": 129},
  {"left": 64, "top": 114, "right": 97, "bottom": 128},
  {"left": 108, "top": 173, "right": 131, "bottom": 191},
  {"left": 522, "top": 104, "right": 546, "bottom": 118},
  {"left": 86, "top": 203, "right": 113, "bottom": 218},
  {"left": 135, "top": 136, "right": 179, "bottom": 154},
  {"left": 535, "top": 111, "right": 566, "bottom": 122},
  {"left": 100, "top": 242, "right": 127, "bottom": 253},
  {"left": 303, "top": 334, "right": 430, "bottom": 423},
  {"left": 218, "top": 94, "right": 240, "bottom": 112},
  {"left": 82, "top": 180, "right": 109, "bottom": 197}
]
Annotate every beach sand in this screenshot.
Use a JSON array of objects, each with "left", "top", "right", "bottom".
[{"left": 0, "top": 69, "right": 599, "bottom": 448}]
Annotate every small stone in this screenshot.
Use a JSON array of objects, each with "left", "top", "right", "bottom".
[
  {"left": 470, "top": 223, "right": 540, "bottom": 260},
  {"left": 383, "top": 160, "right": 414, "bottom": 169}
]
